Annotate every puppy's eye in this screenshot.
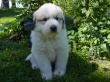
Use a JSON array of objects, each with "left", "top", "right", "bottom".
[
  {"left": 42, "top": 18, "right": 48, "bottom": 21},
  {"left": 55, "top": 17, "right": 59, "bottom": 20}
]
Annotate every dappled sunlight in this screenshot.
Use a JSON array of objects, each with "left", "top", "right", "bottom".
[
  {"left": 0, "top": 17, "right": 16, "bottom": 24},
  {"left": 90, "top": 59, "right": 110, "bottom": 77}
]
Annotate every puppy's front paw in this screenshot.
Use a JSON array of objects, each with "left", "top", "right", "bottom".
[
  {"left": 26, "top": 54, "right": 38, "bottom": 70},
  {"left": 31, "top": 63, "right": 38, "bottom": 70},
  {"left": 54, "top": 70, "right": 65, "bottom": 76},
  {"left": 41, "top": 73, "right": 52, "bottom": 80}
]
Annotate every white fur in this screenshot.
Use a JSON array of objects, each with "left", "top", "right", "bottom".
[{"left": 26, "top": 3, "right": 69, "bottom": 80}]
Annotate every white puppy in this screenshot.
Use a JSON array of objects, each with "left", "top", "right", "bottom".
[{"left": 26, "top": 3, "right": 69, "bottom": 80}]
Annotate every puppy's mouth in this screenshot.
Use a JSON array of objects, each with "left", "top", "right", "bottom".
[
  {"left": 46, "top": 33, "right": 57, "bottom": 39},
  {"left": 47, "top": 29, "right": 58, "bottom": 38}
]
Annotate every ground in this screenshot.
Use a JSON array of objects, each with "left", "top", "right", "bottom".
[{"left": 0, "top": 9, "right": 110, "bottom": 82}]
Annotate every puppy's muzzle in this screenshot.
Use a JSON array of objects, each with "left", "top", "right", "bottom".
[{"left": 50, "top": 25, "right": 57, "bottom": 32}]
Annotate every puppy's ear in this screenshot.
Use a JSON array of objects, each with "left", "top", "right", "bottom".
[
  {"left": 20, "top": 17, "right": 35, "bottom": 31},
  {"left": 33, "top": 12, "right": 36, "bottom": 22},
  {"left": 33, "top": 11, "right": 37, "bottom": 24}
]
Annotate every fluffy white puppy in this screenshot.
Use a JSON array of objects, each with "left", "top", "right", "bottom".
[{"left": 26, "top": 3, "right": 69, "bottom": 80}]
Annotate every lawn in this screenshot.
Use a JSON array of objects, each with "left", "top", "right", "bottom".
[
  {"left": 0, "top": 9, "right": 110, "bottom": 82},
  {"left": 0, "top": 9, "right": 22, "bottom": 38},
  {"left": 0, "top": 9, "right": 21, "bottom": 23}
]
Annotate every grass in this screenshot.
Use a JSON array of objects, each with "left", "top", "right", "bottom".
[
  {"left": 0, "top": 17, "right": 16, "bottom": 24},
  {"left": 0, "top": 9, "right": 21, "bottom": 24},
  {"left": 0, "top": 8, "right": 110, "bottom": 82},
  {"left": 0, "top": 8, "right": 23, "bottom": 38}
]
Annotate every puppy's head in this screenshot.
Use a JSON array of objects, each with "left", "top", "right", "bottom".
[{"left": 33, "top": 3, "right": 65, "bottom": 35}]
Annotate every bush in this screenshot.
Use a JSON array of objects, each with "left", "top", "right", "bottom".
[{"left": 66, "top": 0, "right": 110, "bottom": 59}]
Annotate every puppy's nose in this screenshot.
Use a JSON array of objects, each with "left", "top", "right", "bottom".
[{"left": 50, "top": 25, "right": 57, "bottom": 32}]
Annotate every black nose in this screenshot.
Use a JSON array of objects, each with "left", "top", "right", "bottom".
[{"left": 50, "top": 25, "right": 57, "bottom": 32}]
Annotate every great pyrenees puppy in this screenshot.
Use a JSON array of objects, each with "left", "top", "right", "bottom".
[{"left": 26, "top": 3, "right": 69, "bottom": 80}]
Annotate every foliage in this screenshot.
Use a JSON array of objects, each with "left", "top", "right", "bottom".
[
  {"left": 65, "top": 0, "right": 110, "bottom": 59},
  {"left": 73, "top": 0, "right": 110, "bottom": 57},
  {"left": 18, "top": 0, "right": 52, "bottom": 19}
]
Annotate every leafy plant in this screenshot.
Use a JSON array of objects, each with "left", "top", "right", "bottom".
[{"left": 67, "top": 0, "right": 110, "bottom": 59}]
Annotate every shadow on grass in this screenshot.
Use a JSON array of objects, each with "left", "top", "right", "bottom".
[
  {"left": 67, "top": 52, "right": 98, "bottom": 77},
  {"left": 60, "top": 52, "right": 110, "bottom": 82},
  {"left": 0, "top": 8, "right": 23, "bottom": 17}
]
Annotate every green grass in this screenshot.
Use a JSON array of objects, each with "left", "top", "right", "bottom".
[
  {"left": 0, "top": 9, "right": 23, "bottom": 38},
  {"left": 0, "top": 9, "right": 20, "bottom": 24},
  {"left": 0, "top": 17, "right": 16, "bottom": 24},
  {"left": 0, "top": 40, "right": 110, "bottom": 82},
  {"left": 0, "top": 9, "right": 22, "bottom": 24}
]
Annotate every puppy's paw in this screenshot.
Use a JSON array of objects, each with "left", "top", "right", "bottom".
[
  {"left": 26, "top": 54, "right": 38, "bottom": 70},
  {"left": 31, "top": 62, "right": 38, "bottom": 70},
  {"left": 25, "top": 54, "right": 31, "bottom": 61},
  {"left": 41, "top": 73, "right": 52, "bottom": 80},
  {"left": 54, "top": 70, "right": 65, "bottom": 76}
]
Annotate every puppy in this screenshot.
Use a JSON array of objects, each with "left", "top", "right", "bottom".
[{"left": 26, "top": 3, "right": 69, "bottom": 80}]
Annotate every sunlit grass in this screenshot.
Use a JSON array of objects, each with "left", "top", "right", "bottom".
[
  {"left": 0, "top": 17, "right": 16, "bottom": 24},
  {"left": 0, "top": 17, "right": 17, "bottom": 38},
  {"left": 0, "top": 9, "right": 20, "bottom": 38}
]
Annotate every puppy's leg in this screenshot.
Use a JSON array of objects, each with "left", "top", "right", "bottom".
[
  {"left": 34, "top": 52, "right": 52, "bottom": 80},
  {"left": 26, "top": 54, "right": 38, "bottom": 70},
  {"left": 54, "top": 48, "right": 68, "bottom": 76}
]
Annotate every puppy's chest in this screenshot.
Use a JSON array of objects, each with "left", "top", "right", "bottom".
[{"left": 42, "top": 40, "right": 58, "bottom": 62}]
